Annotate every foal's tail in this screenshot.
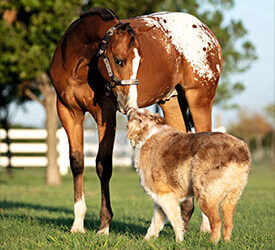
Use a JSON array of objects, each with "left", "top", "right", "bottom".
[{"left": 175, "top": 85, "right": 194, "bottom": 132}]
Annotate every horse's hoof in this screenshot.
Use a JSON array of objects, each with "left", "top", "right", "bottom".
[{"left": 97, "top": 225, "right": 109, "bottom": 235}]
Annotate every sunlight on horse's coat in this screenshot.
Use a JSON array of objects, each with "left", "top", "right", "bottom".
[{"left": 140, "top": 12, "right": 220, "bottom": 81}]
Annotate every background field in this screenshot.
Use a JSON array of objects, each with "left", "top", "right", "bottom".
[{"left": 0, "top": 165, "right": 274, "bottom": 249}]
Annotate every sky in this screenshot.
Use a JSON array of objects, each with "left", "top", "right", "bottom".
[{"left": 9, "top": 0, "right": 275, "bottom": 128}]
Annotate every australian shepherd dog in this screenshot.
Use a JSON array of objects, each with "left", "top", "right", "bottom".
[{"left": 127, "top": 108, "right": 250, "bottom": 243}]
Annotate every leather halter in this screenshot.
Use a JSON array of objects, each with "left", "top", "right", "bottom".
[{"left": 97, "top": 23, "right": 139, "bottom": 93}]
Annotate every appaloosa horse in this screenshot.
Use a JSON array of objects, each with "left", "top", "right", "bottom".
[{"left": 50, "top": 7, "right": 222, "bottom": 235}]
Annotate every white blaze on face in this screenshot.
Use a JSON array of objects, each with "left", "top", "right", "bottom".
[
  {"left": 117, "top": 48, "right": 140, "bottom": 113},
  {"left": 127, "top": 48, "right": 140, "bottom": 109}
]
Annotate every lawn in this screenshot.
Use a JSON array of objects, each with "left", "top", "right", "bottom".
[{"left": 0, "top": 165, "right": 274, "bottom": 249}]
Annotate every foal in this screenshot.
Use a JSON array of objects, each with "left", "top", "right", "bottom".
[{"left": 127, "top": 108, "right": 250, "bottom": 242}]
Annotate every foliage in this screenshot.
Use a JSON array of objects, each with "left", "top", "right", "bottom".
[
  {"left": 0, "top": 167, "right": 274, "bottom": 249},
  {"left": 228, "top": 109, "right": 274, "bottom": 163},
  {"left": 265, "top": 103, "right": 275, "bottom": 122},
  {"left": 0, "top": 0, "right": 256, "bottom": 118},
  {"left": 229, "top": 110, "right": 273, "bottom": 140}
]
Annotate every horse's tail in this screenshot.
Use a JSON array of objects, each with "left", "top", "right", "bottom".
[{"left": 175, "top": 85, "right": 194, "bottom": 132}]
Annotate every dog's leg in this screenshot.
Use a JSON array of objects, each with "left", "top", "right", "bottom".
[
  {"left": 198, "top": 199, "right": 221, "bottom": 243},
  {"left": 200, "top": 212, "right": 211, "bottom": 233},
  {"left": 157, "top": 194, "right": 184, "bottom": 242},
  {"left": 221, "top": 190, "right": 240, "bottom": 242},
  {"left": 145, "top": 203, "right": 167, "bottom": 240}
]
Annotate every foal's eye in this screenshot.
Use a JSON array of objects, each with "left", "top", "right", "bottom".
[{"left": 114, "top": 58, "right": 123, "bottom": 66}]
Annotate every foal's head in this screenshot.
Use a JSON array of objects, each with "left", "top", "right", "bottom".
[{"left": 100, "top": 22, "right": 141, "bottom": 114}]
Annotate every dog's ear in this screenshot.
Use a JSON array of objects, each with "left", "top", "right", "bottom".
[
  {"left": 153, "top": 113, "right": 165, "bottom": 125},
  {"left": 127, "top": 118, "right": 148, "bottom": 148}
]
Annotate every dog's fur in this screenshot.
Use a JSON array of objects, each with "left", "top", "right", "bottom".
[{"left": 127, "top": 108, "right": 251, "bottom": 243}]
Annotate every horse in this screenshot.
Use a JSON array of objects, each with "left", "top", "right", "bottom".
[{"left": 50, "top": 7, "right": 222, "bottom": 235}]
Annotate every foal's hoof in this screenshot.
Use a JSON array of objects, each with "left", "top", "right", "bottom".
[{"left": 97, "top": 225, "right": 109, "bottom": 235}]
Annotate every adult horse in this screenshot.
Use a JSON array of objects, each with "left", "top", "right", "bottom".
[{"left": 50, "top": 7, "right": 222, "bottom": 235}]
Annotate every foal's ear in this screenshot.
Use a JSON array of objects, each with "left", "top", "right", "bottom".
[{"left": 117, "top": 22, "right": 131, "bottom": 34}]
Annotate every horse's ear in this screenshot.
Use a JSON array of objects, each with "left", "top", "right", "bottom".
[{"left": 117, "top": 22, "right": 130, "bottom": 34}]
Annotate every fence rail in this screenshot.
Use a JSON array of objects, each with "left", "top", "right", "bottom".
[
  {"left": 0, "top": 128, "right": 133, "bottom": 175},
  {"left": 0, "top": 126, "right": 226, "bottom": 175}
]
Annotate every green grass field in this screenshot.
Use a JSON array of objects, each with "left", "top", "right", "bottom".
[{"left": 0, "top": 165, "right": 274, "bottom": 249}]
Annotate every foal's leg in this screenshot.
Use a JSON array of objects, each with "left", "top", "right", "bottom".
[
  {"left": 57, "top": 98, "right": 86, "bottom": 233},
  {"left": 144, "top": 203, "right": 167, "bottom": 240},
  {"left": 160, "top": 97, "right": 194, "bottom": 231},
  {"left": 91, "top": 104, "right": 116, "bottom": 235}
]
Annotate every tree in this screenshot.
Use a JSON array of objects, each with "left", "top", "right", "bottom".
[
  {"left": 0, "top": 0, "right": 81, "bottom": 185},
  {"left": 0, "top": 10, "right": 24, "bottom": 173},
  {"left": 228, "top": 109, "right": 274, "bottom": 163},
  {"left": 265, "top": 104, "right": 275, "bottom": 166}
]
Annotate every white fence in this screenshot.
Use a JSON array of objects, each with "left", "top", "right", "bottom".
[
  {"left": 0, "top": 128, "right": 133, "bottom": 175},
  {"left": 0, "top": 126, "right": 226, "bottom": 175}
]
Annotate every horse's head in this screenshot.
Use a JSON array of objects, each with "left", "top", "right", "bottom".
[{"left": 98, "top": 22, "right": 141, "bottom": 114}]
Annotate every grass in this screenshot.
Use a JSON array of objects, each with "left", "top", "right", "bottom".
[{"left": 0, "top": 165, "right": 274, "bottom": 249}]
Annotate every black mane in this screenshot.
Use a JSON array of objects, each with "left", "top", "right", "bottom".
[{"left": 80, "top": 7, "right": 119, "bottom": 21}]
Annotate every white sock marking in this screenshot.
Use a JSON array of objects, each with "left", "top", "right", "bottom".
[{"left": 71, "top": 194, "right": 87, "bottom": 233}]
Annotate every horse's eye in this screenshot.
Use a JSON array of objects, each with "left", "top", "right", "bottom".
[{"left": 114, "top": 58, "right": 123, "bottom": 66}]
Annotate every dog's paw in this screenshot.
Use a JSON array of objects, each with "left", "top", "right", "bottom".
[
  {"left": 200, "top": 220, "right": 211, "bottom": 233},
  {"left": 97, "top": 225, "right": 109, "bottom": 235},
  {"left": 144, "top": 233, "right": 158, "bottom": 240},
  {"left": 71, "top": 225, "right": 85, "bottom": 234}
]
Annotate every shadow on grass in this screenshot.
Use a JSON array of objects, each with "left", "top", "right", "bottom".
[
  {"left": 0, "top": 200, "right": 147, "bottom": 237},
  {"left": 0, "top": 200, "right": 72, "bottom": 214}
]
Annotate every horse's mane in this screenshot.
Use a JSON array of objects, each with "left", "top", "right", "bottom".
[{"left": 80, "top": 7, "right": 119, "bottom": 21}]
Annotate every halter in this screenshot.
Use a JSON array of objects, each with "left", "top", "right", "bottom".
[{"left": 97, "top": 23, "right": 139, "bottom": 93}]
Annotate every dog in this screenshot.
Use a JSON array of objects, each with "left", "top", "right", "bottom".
[{"left": 127, "top": 108, "right": 251, "bottom": 243}]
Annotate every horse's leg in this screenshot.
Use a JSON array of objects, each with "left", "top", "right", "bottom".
[
  {"left": 91, "top": 103, "right": 116, "bottom": 235},
  {"left": 185, "top": 87, "right": 216, "bottom": 232},
  {"left": 160, "top": 96, "right": 194, "bottom": 231},
  {"left": 160, "top": 96, "right": 186, "bottom": 132},
  {"left": 57, "top": 98, "right": 86, "bottom": 233}
]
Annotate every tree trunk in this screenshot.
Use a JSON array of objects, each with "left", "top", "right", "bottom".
[
  {"left": 45, "top": 90, "right": 60, "bottom": 186},
  {"left": 255, "top": 134, "right": 263, "bottom": 163},
  {"left": 271, "top": 131, "right": 275, "bottom": 168}
]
